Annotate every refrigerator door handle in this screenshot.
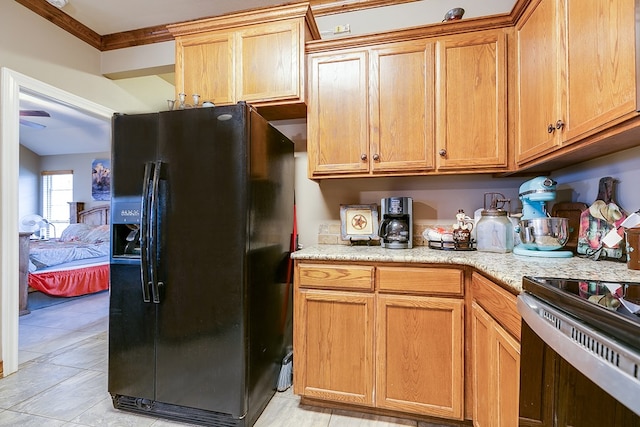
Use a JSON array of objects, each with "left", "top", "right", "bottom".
[
  {"left": 149, "top": 160, "right": 163, "bottom": 304},
  {"left": 140, "top": 161, "right": 153, "bottom": 303}
]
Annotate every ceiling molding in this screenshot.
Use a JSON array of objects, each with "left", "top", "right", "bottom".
[
  {"left": 307, "top": 14, "right": 515, "bottom": 53},
  {"left": 16, "top": 0, "right": 530, "bottom": 52},
  {"left": 306, "top": 0, "right": 530, "bottom": 52},
  {"left": 15, "top": 0, "right": 102, "bottom": 50},
  {"left": 101, "top": 25, "right": 174, "bottom": 51},
  {"left": 166, "top": 3, "right": 320, "bottom": 38}
]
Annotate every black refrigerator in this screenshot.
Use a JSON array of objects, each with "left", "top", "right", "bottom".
[{"left": 108, "top": 103, "right": 294, "bottom": 427}]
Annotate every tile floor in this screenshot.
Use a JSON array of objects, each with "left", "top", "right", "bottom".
[{"left": 2, "top": 292, "right": 457, "bottom": 426}]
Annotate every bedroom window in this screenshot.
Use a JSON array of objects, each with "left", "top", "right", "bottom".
[{"left": 42, "top": 170, "right": 73, "bottom": 238}]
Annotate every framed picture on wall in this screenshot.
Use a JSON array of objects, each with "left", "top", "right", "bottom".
[{"left": 92, "top": 159, "right": 111, "bottom": 201}]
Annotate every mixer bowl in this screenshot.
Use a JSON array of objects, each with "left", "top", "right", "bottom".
[{"left": 517, "top": 217, "right": 569, "bottom": 251}]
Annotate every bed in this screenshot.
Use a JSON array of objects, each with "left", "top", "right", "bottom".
[{"left": 27, "top": 203, "right": 110, "bottom": 298}]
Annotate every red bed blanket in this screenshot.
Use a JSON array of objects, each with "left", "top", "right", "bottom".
[{"left": 29, "top": 262, "right": 109, "bottom": 297}]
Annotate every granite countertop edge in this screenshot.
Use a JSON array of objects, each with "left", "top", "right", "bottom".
[{"left": 291, "top": 245, "right": 640, "bottom": 293}]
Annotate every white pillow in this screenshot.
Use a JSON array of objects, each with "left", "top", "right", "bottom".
[
  {"left": 85, "top": 225, "right": 110, "bottom": 243},
  {"left": 59, "top": 223, "right": 94, "bottom": 242}
]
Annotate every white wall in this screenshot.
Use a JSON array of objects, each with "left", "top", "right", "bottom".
[
  {"left": 1, "top": 2, "right": 173, "bottom": 115},
  {"left": 293, "top": 157, "right": 525, "bottom": 248},
  {"left": 315, "top": 0, "right": 516, "bottom": 38},
  {"left": 19, "top": 148, "right": 111, "bottom": 238},
  {"left": 18, "top": 145, "right": 40, "bottom": 220},
  {"left": 551, "top": 145, "right": 640, "bottom": 212},
  {"left": 40, "top": 152, "right": 112, "bottom": 210}
]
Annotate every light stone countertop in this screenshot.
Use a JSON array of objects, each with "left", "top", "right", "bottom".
[{"left": 291, "top": 245, "right": 640, "bottom": 293}]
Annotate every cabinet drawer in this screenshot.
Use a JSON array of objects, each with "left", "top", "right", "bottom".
[
  {"left": 471, "top": 272, "right": 520, "bottom": 340},
  {"left": 377, "top": 267, "right": 463, "bottom": 295},
  {"left": 297, "top": 264, "right": 374, "bottom": 291}
]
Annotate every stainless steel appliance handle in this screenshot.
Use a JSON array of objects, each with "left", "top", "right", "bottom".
[
  {"left": 517, "top": 293, "right": 640, "bottom": 417},
  {"left": 140, "top": 162, "right": 153, "bottom": 303},
  {"left": 149, "top": 160, "right": 162, "bottom": 304}
]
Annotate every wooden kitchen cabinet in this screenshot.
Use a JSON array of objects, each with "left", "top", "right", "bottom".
[
  {"left": 376, "top": 294, "right": 464, "bottom": 419},
  {"left": 294, "top": 288, "right": 375, "bottom": 405},
  {"left": 174, "top": 31, "right": 235, "bottom": 106},
  {"left": 369, "top": 42, "right": 436, "bottom": 174},
  {"left": 470, "top": 273, "right": 520, "bottom": 427},
  {"left": 307, "top": 28, "right": 509, "bottom": 179},
  {"left": 435, "top": 29, "right": 508, "bottom": 171},
  {"left": 307, "top": 40, "right": 435, "bottom": 177},
  {"left": 515, "top": 0, "right": 637, "bottom": 165},
  {"left": 471, "top": 301, "right": 520, "bottom": 427},
  {"left": 168, "top": 3, "right": 319, "bottom": 120},
  {"left": 294, "top": 262, "right": 465, "bottom": 420},
  {"left": 294, "top": 263, "right": 375, "bottom": 405},
  {"left": 307, "top": 49, "right": 370, "bottom": 175}
]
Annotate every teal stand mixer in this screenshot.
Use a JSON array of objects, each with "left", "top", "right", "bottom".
[{"left": 513, "top": 177, "right": 573, "bottom": 258}]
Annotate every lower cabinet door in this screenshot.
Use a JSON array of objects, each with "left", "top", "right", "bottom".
[
  {"left": 294, "top": 289, "right": 375, "bottom": 405},
  {"left": 472, "top": 301, "right": 493, "bottom": 427},
  {"left": 376, "top": 294, "right": 464, "bottom": 419},
  {"left": 495, "top": 322, "right": 520, "bottom": 426},
  {"left": 472, "top": 301, "right": 520, "bottom": 427}
]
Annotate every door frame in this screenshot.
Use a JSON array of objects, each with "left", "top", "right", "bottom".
[{"left": 0, "top": 67, "right": 113, "bottom": 376}]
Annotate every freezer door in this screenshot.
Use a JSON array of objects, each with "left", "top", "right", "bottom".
[
  {"left": 111, "top": 113, "right": 158, "bottom": 198},
  {"left": 109, "top": 112, "right": 159, "bottom": 400},
  {"left": 108, "top": 263, "right": 157, "bottom": 399}
]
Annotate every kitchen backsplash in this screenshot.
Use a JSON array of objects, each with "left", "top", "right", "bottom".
[{"left": 316, "top": 221, "right": 441, "bottom": 247}]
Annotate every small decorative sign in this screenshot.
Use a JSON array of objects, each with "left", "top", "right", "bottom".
[
  {"left": 340, "top": 204, "right": 379, "bottom": 241},
  {"left": 91, "top": 159, "right": 111, "bottom": 201}
]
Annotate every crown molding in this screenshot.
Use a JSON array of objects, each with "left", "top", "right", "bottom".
[
  {"left": 15, "top": 0, "right": 102, "bottom": 50},
  {"left": 15, "top": 0, "right": 530, "bottom": 52}
]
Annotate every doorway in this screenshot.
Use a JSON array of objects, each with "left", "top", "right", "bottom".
[{"left": 1, "top": 68, "right": 113, "bottom": 376}]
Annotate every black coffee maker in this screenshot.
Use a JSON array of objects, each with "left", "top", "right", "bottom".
[{"left": 379, "top": 197, "right": 413, "bottom": 249}]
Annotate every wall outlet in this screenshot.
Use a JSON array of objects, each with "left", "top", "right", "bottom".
[{"left": 333, "top": 24, "right": 351, "bottom": 34}]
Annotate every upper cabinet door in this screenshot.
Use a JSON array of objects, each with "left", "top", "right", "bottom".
[
  {"left": 168, "top": 3, "right": 318, "bottom": 120},
  {"left": 369, "top": 41, "right": 436, "bottom": 173},
  {"left": 562, "top": 0, "right": 638, "bottom": 142},
  {"left": 236, "top": 20, "right": 302, "bottom": 103},
  {"left": 515, "top": 0, "right": 561, "bottom": 164},
  {"left": 435, "top": 30, "right": 508, "bottom": 170},
  {"left": 307, "top": 50, "right": 370, "bottom": 176},
  {"left": 175, "top": 32, "right": 236, "bottom": 106},
  {"left": 515, "top": 0, "right": 639, "bottom": 166}
]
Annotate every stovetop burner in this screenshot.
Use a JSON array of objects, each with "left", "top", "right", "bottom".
[{"left": 523, "top": 276, "right": 640, "bottom": 351}]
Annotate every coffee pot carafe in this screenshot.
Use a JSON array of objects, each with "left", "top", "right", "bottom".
[{"left": 379, "top": 197, "right": 413, "bottom": 249}]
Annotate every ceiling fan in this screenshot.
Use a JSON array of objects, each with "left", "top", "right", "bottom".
[{"left": 20, "top": 109, "right": 50, "bottom": 130}]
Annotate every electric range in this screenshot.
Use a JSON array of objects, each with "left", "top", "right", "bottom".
[
  {"left": 522, "top": 276, "right": 640, "bottom": 351},
  {"left": 518, "top": 276, "right": 640, "bottom": 420}
]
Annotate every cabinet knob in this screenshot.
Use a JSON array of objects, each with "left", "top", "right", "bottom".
[
  {"left": 547, "top": 124, "right": 555, "bottom": 134},
  {"left": 361, "top": 154, "right": 367, "bottom": 161},
  {"left": 373, "top": 154, "right": 380, "bottom": 161},
  {"left": 439, "top": 149, "right": 447, "bottom": 157},
  {"left": 555, "top": 119, "right": 565, "bottom": 130}
]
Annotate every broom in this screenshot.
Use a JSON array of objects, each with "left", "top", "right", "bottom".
[
  {"left": 277, "top": 348, "right": 293, "bottom": 392},
  {"left": 277, "top": 203, "right": 297, "bottom": 392}
]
